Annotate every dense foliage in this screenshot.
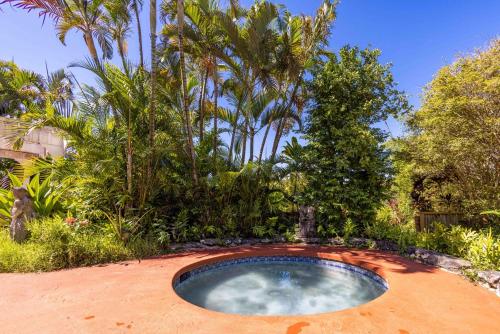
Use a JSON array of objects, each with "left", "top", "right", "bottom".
[
  {"left": 0, "top": 0, "right": 498, "bottom": 273},
  {"left": 395, "top": 39, "right": 499, "bottom": 218},
  {"left": 0, "top": 0, "right": 339, "bottom": 249},
  {"left": 301, "top": 47, "right": 409, "bottom": 232}
]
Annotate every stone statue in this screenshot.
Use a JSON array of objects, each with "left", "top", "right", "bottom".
[
  {"left": 10, "top": 187, "right": 34, "bottom": 242},
  {"left": 298, "top": 205, "right": 316, "bottom": 239}
]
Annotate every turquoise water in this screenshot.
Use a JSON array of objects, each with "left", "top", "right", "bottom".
[{"left": 175, "top": 261, "right": 386, "bottom": 315}]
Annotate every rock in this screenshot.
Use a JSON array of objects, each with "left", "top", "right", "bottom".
[
  {"left": 273, "top": 236, "right": 286, "bottom": 243},
  {"left": 411, "top": 248, "right": 472, "bottom": 272},
  {"left": 200, "top": 239, "right": 218, "bottom": 246},
  {"left": 303, "top": 237, "right": 322, "bottom": 244},
  {"left": 260, "top": 238, "right": 272, "bottom": 244},
  {"left": 10, "top": 187, "right": 34, "bottom": 243},
  {"left": 168, "top": 243, "right": 183, "bottom": 250},
  {"left": 183, "top": 242, "right": 204, "bottom": 249},
  {"left": 328, "top": 237, "right": 345, "bottom": 246},
  {"left": 374, "top": 240, "right": 399, "bottom": 251},
  {"left": 349, "top": 237, "right": 370, "bottom": 248},
  {"left": 477, "top": 271, "right": 500, "bottom": 288},
  {"left": 241, "top": 238, "right": 259, "bottom": 245}
]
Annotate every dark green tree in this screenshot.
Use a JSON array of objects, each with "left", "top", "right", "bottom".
[{"left": 302, "top": 46, "right": 409, "bottom": 231}]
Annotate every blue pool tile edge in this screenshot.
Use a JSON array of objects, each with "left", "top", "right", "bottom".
[{"left": 173, "top": 255, "right": 388, "bottom": 290}]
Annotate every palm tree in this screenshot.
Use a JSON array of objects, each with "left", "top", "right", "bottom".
[
  {"left": 0, "top": 60, "right": 73, "bottom": 117},
  {"left": 212, "top": 55, "right": 219, "bottom": 169},
  {"left": 163, "top": 0, "right": 226, "bottom": 170},
  {"left": 3, "top": 0, "right": 112, "bottom": 64},
  {"left": 269, "top": 1, "right": 337, "bottom": 161},
  {"left": 103, "top": 0, "right": 132, "bottom": 73},
  {"left": 148, "top": 0, "right": 157, "bottom": 184},
  {"left": 177, "top": 0, "right": 198, "bottom": 185},
  {"left": 130, "top": 0, "right": 145, "bottom": 67},
  {"left": 215, "top": 1, "right": 279, "bottom": 166}
]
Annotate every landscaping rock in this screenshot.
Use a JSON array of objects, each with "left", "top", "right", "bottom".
[
  {"left": 328, "top": 237, "right": 345, "bottom": 246},
  {"left": 477, "top": 271, "right": 500, "bottom": 289},
  {"left": 260, "top": 238, "right": 272, "bottom": 244},
  {"left": 241, "top": 238, "right": 259, "bottom": 245},
  {"left": 273, "top": 236, "right": 286, "bottom": 243},
  {"left": 168, "top": 243, "right": 184, "bottom": 250},
  {"left": 374, "top": 240, "right": 399, "bottom": 251},
  {"left": 349, "top": 237, "right": 370, "bottom": 248},
  {"left": 302, "top": 237, "right": 322, "bottom": 244},
  {"left": 200, "top": 239, "right": 218, "bottom": 246},
  {"left": 409, "top": 248, "right": 472, "bottom": 272}
]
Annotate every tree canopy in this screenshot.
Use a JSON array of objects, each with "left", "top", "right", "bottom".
[{"left": 400, "top": 39, "right": 499, "bottom": 216}]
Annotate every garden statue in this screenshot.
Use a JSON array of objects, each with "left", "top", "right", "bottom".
[
  {"left": 298, "top": 205, "right": 316, "bottom": 239},
  {"left": 10, "top": 187, "right": 34, "bottom": 242}
]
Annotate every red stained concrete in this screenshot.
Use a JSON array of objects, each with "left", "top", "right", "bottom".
[{"left": 0, "top": 245, "right": 499, "bottom": 334}]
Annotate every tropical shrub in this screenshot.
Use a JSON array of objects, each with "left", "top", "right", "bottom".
[
  {"left": 0, "top": 217, "right": 152, "bottom": 272},
  {"left": 363, "top": 214, "right": 500, "bottom": 270},
  {"left": 0, "top": 173, "right": 67, "bottom": 225}
]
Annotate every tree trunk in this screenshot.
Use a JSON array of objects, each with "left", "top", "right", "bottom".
[
  {"left": 270, "top": 76, "right": 302, "bottom": 162},
  {"left": 117, "top": 38, "right": 128, "bottom": 75},
  {"left": 84, "top": 31, "right": 100, "bottom": 64},
  {"left": 178, "top": 0, "right": 198, "bottom": 185},
  {"left": 249, "top": 127, "right": 254, "bottom": 162},
  {"left": 240, "top": 116, "right": 248, "bottom": 167},
  {"left": 212, "top": 60, "right": 219, "bottom": 170},
  {"left": 127, "top": 111, "right": 133, "bottom": 199},
  {"left": 258, "top": 121, "right": 271, "bottom": 163},
  {"left": 147, "top": 0, "right": 157, "bottom": 187},
  {"left": 132, "top": 0, "right": 145, "bottom": 68},
  {"left": 199, "top": 68, "right": 208, "bottom": 142},
  {"left": 228, "top": 93, "right": 243, "bottom": 165}
]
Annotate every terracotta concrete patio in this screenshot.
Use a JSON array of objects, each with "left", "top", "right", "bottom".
[{"left": 1, "top": 245, "right": 499, "bottom": 334}]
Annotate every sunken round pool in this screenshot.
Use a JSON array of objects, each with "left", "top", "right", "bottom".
[{"left": 173, "top": 256, "right": 388, "bottom": 316}]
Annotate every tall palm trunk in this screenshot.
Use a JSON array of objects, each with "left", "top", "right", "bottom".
[
  {"left": 117, "top": 39, "right": 128, "bottom": 75},
  {"left": 270, "top": 76, "right": 302, "bottom": 162},
  {"left": 228, "top": 92, "right": 243, "bottom": 164},
  {"left": 147, "top": 0, "right": 157, "bottom": 186},
  {"left": 249, "top": 127, "right": 254, "bottom": 162},
  {"left": 258, "top": 121, "right": 271, "bottom": 163},
  {"left": 199, "top": 68, "right": 209, "bottom": 142},
  {"left": 127, "top": 109, "right": 133, "bottom": 199},
  {"left": 84, "top": 31, "right": 100, "bottom": 64},
  {"left": 132, "top": 0, "right": 145, "bottom": 68},
  {"left": 240, "top": 116, "right": 248, "bottom": 167},
  {"left": 212, "top": 59, "right": 219, "bottom": 170},
  {"left": 178, "top": 0, "right": 198, "bottom": 185}
]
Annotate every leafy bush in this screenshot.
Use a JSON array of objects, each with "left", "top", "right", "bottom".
[
  {"left": 342, "top": 219, "right": 357, "bottom": 241},
  {"left": 0, "top": 217, "right": 144, "bottom": 272},
  {"left": 364, "top": 212, "right": 500, "bottom": 270},
  {"left": 0, "top": 173, "right": 67, "bottom": 225}
]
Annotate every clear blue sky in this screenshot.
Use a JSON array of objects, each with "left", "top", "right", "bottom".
[{"left": 1, "top": 0, "right": 499, "bottom": 141}]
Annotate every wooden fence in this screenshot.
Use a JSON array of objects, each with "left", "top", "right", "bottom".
[{"left": 414, "top": 212, "right": 462, "bottom": 232}]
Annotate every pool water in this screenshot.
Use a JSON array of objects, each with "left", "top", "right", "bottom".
[{"left": 174, "top": 257, "right": 387, "bottom": 316}]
